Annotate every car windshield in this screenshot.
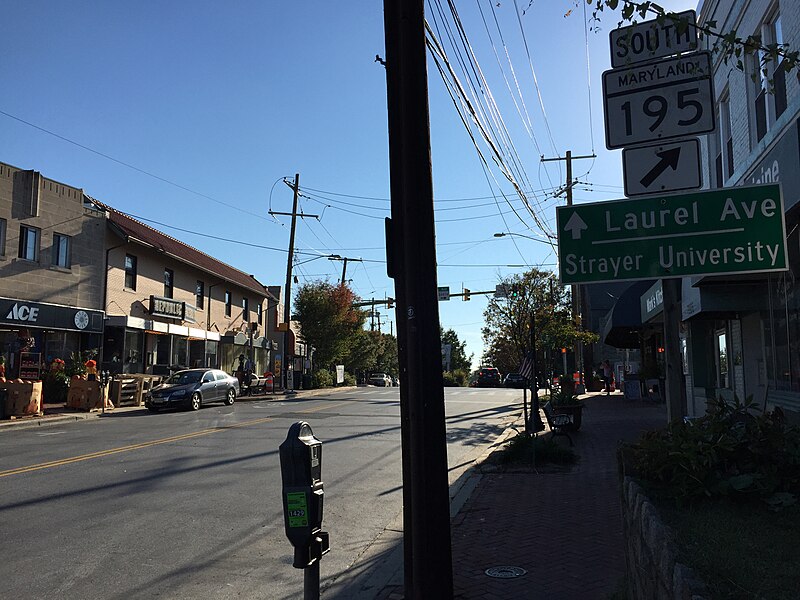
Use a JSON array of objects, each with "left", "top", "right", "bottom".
[{"left": 166, "top": 371, "right": 203, "bottom": 385}]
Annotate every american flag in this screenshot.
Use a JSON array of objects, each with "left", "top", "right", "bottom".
[{"left": 517, "top": 351, "right": 534, "bottom": 382}]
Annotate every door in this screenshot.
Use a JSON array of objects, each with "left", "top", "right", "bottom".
[{"left": 200, "top": 370, "right": 218, "bottom": 402}]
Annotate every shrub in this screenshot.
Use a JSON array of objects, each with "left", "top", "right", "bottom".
[
  {"left": 311, "top": 369, "right": 335, "bottom": 389},
  {"left": 498, "top": 433, "right": 577, "bottom": 466},
  {"left": 549, "top": 388, "right": 583, "bottom": 407},
  {"left": 442, "top": 369, "right": 468, "bottom": 387},
  {"left": 343, "top": 372, "right": 356, "bottom": 386},
  {"left": 627, "top": 397, "right": 800, "bottom": 509}
]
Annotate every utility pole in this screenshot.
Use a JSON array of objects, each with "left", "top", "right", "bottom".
[
  {"left": 541, "top": 151, "right": 595, "bottom": 391},
  {"left": 370, "top": 298, "right": 375, "bottom": 331},
  {"left": 383, "top": 1, "right": 453, "bottom": 597},
  {"left": 270, "top": 174, "right": 319, "bottom": 391},
  {"left": 329, "top": 255, "right": 363, "bottom": 286}
]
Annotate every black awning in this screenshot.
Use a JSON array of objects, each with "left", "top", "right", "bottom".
[{"left": 600, "top": 280, "right": 656, "bottom": 349}]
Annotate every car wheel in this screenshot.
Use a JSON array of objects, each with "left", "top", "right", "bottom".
[
  {"left": 225, "top": 388, "right": 235, "bottom": 406},
  {"left": 190, "top": 392, "right": 202, "bottom": 411}
]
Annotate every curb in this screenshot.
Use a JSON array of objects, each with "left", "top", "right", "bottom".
[{"left": 0, "top": 411, "right": 100, "bottom": 432}]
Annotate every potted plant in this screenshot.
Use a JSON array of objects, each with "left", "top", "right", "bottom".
[{"left": 549, "top": 388, "right": 585, "bottom": 430}]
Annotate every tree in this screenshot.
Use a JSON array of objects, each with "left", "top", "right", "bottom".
[
  {"left": 587, "top": 1, "right": 798, "bottom": 85},
  {"left": 440, "top": 327, "right": 473, "bottom": 372},
  {"left": 294, "top": 281, "right": 366, "bottom": 371},
  {"left": 345, "top": 330, "right": 399, "bottom": 382},
  {"left": 481, "top": 268, "right": 597, "bottom": 377}
]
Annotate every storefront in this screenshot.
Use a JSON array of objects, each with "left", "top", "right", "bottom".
[
  {"left": 0, "top": 297, "right": 104, "bottom": 379},
  {"left": 102, "top": 295, "right": 219, "bottom": 376},
  {"left": 219, "top": 331, "right": 275, "bottom": 376}
]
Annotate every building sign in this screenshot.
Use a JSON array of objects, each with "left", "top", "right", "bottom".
[
  {"left": 640, "top": 280, "right": 664, "bottom": 322},
  {"left": 149, "top": 295, "right": 197, "bottom": 322},
  {"left": 741, "top": 118, "right": 800, "bottom": 210},
  {"left": 557, "top": 184, "right": 788, "bottom": 284},
  {"left": 0, "top": 297, "right": 104, "bottom": 333}
]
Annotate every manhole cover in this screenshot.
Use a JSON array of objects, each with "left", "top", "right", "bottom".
[{"left": 485, "top": 566, "right": 527, "bottom": 578}]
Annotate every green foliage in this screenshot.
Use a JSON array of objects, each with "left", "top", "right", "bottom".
[
  {"left": 65, "top": 350, "right": 97, "bottom": 378},
  {"left": 294, "top": 281, "right": 367, "bottom": 370},
  {"left": 547, "top": 389, "right": 584, "bottom": 407},
  {"left": 628, "top": 397, "right": 800, "bottom": 508},
  {"left": 343, "top": 372, "right": 356, "bottom": 386},
  {"left": 498, "top": 433, "right": 577, "bottom": 467},
  {"left": 481, "top": 268, "right": 597, "bottom": 376},
  {"left": 442, "top": 369, "right": 469, "bottom": 387},
  {"left": 440, "top": 327, "right": 472, "bottom": 372},
  {"left": 43, "top": 369, "right": 69, "bottom": 403},
  {"left": 311, "top": 369, "right": 335, "bottom": 389},
  {"left": 344, "top": 330, "right": 398, "bottom": 382}
]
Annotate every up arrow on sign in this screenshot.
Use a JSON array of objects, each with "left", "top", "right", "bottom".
[{"left": 564, "top": 212, "right": 588, "bottom": 239}]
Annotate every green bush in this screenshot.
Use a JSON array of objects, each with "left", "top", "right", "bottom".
[
  {"left": 628, "top": 397, "right": 800, "bottom": 509},
  {"left": 343, "top": 372, "right": 356, "bottom": 386},
  {"left": 549, "top": 388, "right": 583, "bottom": 407},
  {"left": 498, "top": 433, "right": 577, "bottom": 466},
  {"left": 442, "top": 369, "right": 468, "bottom": 387},
  {"left": 311, "top": 369, "right": 335, "bottom": 389},
  {"left": 43, "top": 370, "right": 69, "bottom": 403}
]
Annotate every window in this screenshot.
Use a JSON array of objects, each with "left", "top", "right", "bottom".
[
  {"left": 242, "top": 297, "right": 249, "bottom": 321},
  {"left": 0, "top": 218, "right": 6, "bottom": 256},
  {"left": 752, "top": 12, "right": 787, "bottom": 143},
  {"left": 715, "top": 326, "right": 729, "bottom": 389},
  {"left": 257, "top": 302, "right": 262, "bottom": 325},
  {"left": 52, "top": 233, "right": 71, "bottom": 268},
  {"left": 124, "top": 254, "right": 137, "bottom": 290},
  {"left": 715, "top": 94, "right": 733, "bottom": 185},
  {"left": 164, "top": 268, "right": 174, "bottom": 299},
  {"left": 196, "top": 281, "right": 205, "bottom": 309},
  {"left": 18, "top": 225, "right": 40, "bottom": 261},
  {"left": 225, "top": 291, "right": 231, "bottom": 317}
]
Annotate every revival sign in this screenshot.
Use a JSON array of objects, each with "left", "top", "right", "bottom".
[{"left": 556, "top": 184, "right": 788, "bottom": 284}]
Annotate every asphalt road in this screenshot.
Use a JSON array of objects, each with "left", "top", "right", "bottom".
[{"left": 0, "top": 386, "right": 523, "bottom": 599}]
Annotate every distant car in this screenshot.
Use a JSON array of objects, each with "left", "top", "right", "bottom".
[
  {"left": 476, "top": 367, "right": 502, "bottom": 387},
  {"left": 503, "top": 373, "right": 528, "bottom": 388},
  {"left": 145, "top": 368, "right": 239, "bottom": 412},
  {"left": 369, "top": 372, "right": 393, "bottom": 387}
]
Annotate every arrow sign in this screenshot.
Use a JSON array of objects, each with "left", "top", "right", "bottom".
[
  {"left": 639, "top": 147, "right": 681, "bottom": 188},
  {"left": 564, "top": 212, "right": 588, "bottom": 239},
  {"left": 622, "top": 139, "right": 701, "bottom": 197}
]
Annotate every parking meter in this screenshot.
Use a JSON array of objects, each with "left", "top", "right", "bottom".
[{"left": 279, "top": 421, "right": 330, "bottom": 570}]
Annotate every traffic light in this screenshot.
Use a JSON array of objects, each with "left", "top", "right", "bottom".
[
  {"left": 387, "top": 297, "right": 394, "bottom": 309},
  {"left": 509, "top": 285, "right": 520, "bottom": 299},
  {"left": 463, "top": 288, "right": 470, "bottom": 301}
]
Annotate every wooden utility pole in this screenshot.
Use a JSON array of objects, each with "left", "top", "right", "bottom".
[
  {"left": 329, "top": 255, "right": 363, "bottom": 286},
  {"left": 383, "top": 1, "right": 453, "bottom": 597},
  {"left": 270, "top": 174, "right": 318, "bottom": 390},
  {"left": 541, "top": 151, "right": 595, "bottom": 389}
]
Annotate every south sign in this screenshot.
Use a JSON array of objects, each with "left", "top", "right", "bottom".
[{"left": 556, "top": 184, "right": 787, "bottom": 284}]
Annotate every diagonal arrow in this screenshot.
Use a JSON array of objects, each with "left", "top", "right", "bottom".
[
  {"left": 564, "top": 212, "right": 588, "bottom": 240},
  {"left": 640, "top": 147, "right": 681, "bottom": 188}
]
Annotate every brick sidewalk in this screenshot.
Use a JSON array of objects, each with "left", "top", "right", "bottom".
[{"left": 448, "top": 392, "right": 666, "bottom": 599}]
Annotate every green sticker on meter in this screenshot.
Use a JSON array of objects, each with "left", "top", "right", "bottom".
[{"left": 286, "top": 491, "right": 309, "bottom": 527}]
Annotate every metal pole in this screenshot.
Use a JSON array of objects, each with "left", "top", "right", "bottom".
[
  {"left": 530, "top": 310, "right": 544, "bottom": 431},
  {"left": 282, "top": 174, "right": 300, "bottom": 390},
  {"left": 662, "top": 278, "right": 686, "bottom": 421},
  {"left": 304, "top": 562, "right": 320, "bottom": 600},
  {"left": 383, "top": 0, "right": 454, "bottom": 596}
]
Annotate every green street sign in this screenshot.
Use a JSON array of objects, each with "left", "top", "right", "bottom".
[{"left": 556, "top": 184, "right": 788, "bottom": 284}]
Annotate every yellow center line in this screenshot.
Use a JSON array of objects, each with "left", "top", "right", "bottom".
[{"left": 0, "top": 399, "right": 355, "bottom": 479}]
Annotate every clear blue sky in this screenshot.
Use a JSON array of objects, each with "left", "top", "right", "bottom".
[{"left": 1, "top": 0, "right": 695, "bottom": 369}]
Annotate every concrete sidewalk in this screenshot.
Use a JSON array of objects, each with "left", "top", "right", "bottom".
[{"left": 375, "top": 391, "right": 667, "bottom": 599}]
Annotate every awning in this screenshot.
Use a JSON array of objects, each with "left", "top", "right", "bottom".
[{"left": 600, "top": 280, "right": 656, "bottom": 348}]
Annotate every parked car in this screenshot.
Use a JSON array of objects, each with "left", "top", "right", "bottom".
[
  {"left": 369, "top": 372, "right": 393, "bottom": 387},
  {"left": 503, "top": 372, "right": 528, "bottom": 388},
  {"left": 476, "top": 367, "right": 502, "bottom": 387},
  {"left": 145, "top": 368, "right": 239, "bottom": 412}
]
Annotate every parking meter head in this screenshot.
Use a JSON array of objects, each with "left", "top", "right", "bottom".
[{"left": 279, "top": 421, "right": 322, "bottom": 486}]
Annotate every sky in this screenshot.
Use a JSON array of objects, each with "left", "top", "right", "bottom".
[{"left": 1, "top": 0, "right": 696, "bottom": 369}]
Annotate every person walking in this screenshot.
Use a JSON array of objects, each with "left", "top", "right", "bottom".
[{"left": 602, "top": 359, "right": 613, "bottom": 394}]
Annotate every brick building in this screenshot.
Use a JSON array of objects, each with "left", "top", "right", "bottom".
[{"left": 0, "top": 162, "right": 105, "bottom": 379}]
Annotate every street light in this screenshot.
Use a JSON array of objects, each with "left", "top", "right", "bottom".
[{"left": 493, "top": 232, "right": 554, "bottom": 244}]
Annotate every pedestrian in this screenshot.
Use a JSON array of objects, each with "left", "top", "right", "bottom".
[{"left": 602, "top": 359, "right": 613, "bottom": 394}]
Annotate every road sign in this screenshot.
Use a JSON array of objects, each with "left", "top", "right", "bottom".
[
  {"left": 622, "top": 138, "right": 701, "bottom": 196},
  {"left": 556, "top": 184, "right": 787, "bottom": 284},
  {"left": 603, "top": 51, "right": 714, "bottom": 149},
  {"left": 494, "top": 284, "right": 507, "bottom": 298},
  {"left": 610, "top": 10, "right": 698, "bottom": 68},
  {"left": 437, "top": 286, "right": 450, "bottom": 301}
]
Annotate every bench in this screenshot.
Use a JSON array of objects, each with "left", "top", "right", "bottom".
[{"left": 542, "top": 401, "right": 573, "bottom": 446}]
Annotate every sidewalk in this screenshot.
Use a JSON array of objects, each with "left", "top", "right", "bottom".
[{"left": 376, "top": 391, "right": 667, "bottom": 599}]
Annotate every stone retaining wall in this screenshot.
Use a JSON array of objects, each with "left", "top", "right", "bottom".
[{"left": 620, "top": 477, "right": 709, "bottom": 599}]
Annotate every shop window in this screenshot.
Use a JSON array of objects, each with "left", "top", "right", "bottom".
[
  {"left": 164, "top": 268, "right": 174, "bottom": 299},
  {"left": 715, "top": 326, "right": 729, "bottom": 389},
  {"left": 18, "top": 225, "right": 40, "bottom": 261},
  {"left": 225, "top": 291, "right": 232, "bottom": 317},
  {"left": 124, "top": 255, "right": 137, "bottom": 290},
  {"left": 196, "top": 280, "right": 205, "bottom": 309},
  {"left": 257, "top": 302, "right": 262, "bottom": 325},
  {"left": 172, "top": 337, "right": 188, "bottom": 368},
  {"left": 243, "top": 297, "right": 249, "bottom": 322},
  {"left": 52, "top": 233, "right": 71, "bottom": 268},
  {"left": 205, "top": 340, "right": 219, "bottom": 369},
  {"left": 124, "top": 329, "right": 143, "bottom": 373},
  {"left": 0, "top": 218, "right": 6, "bottom": 256}
]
